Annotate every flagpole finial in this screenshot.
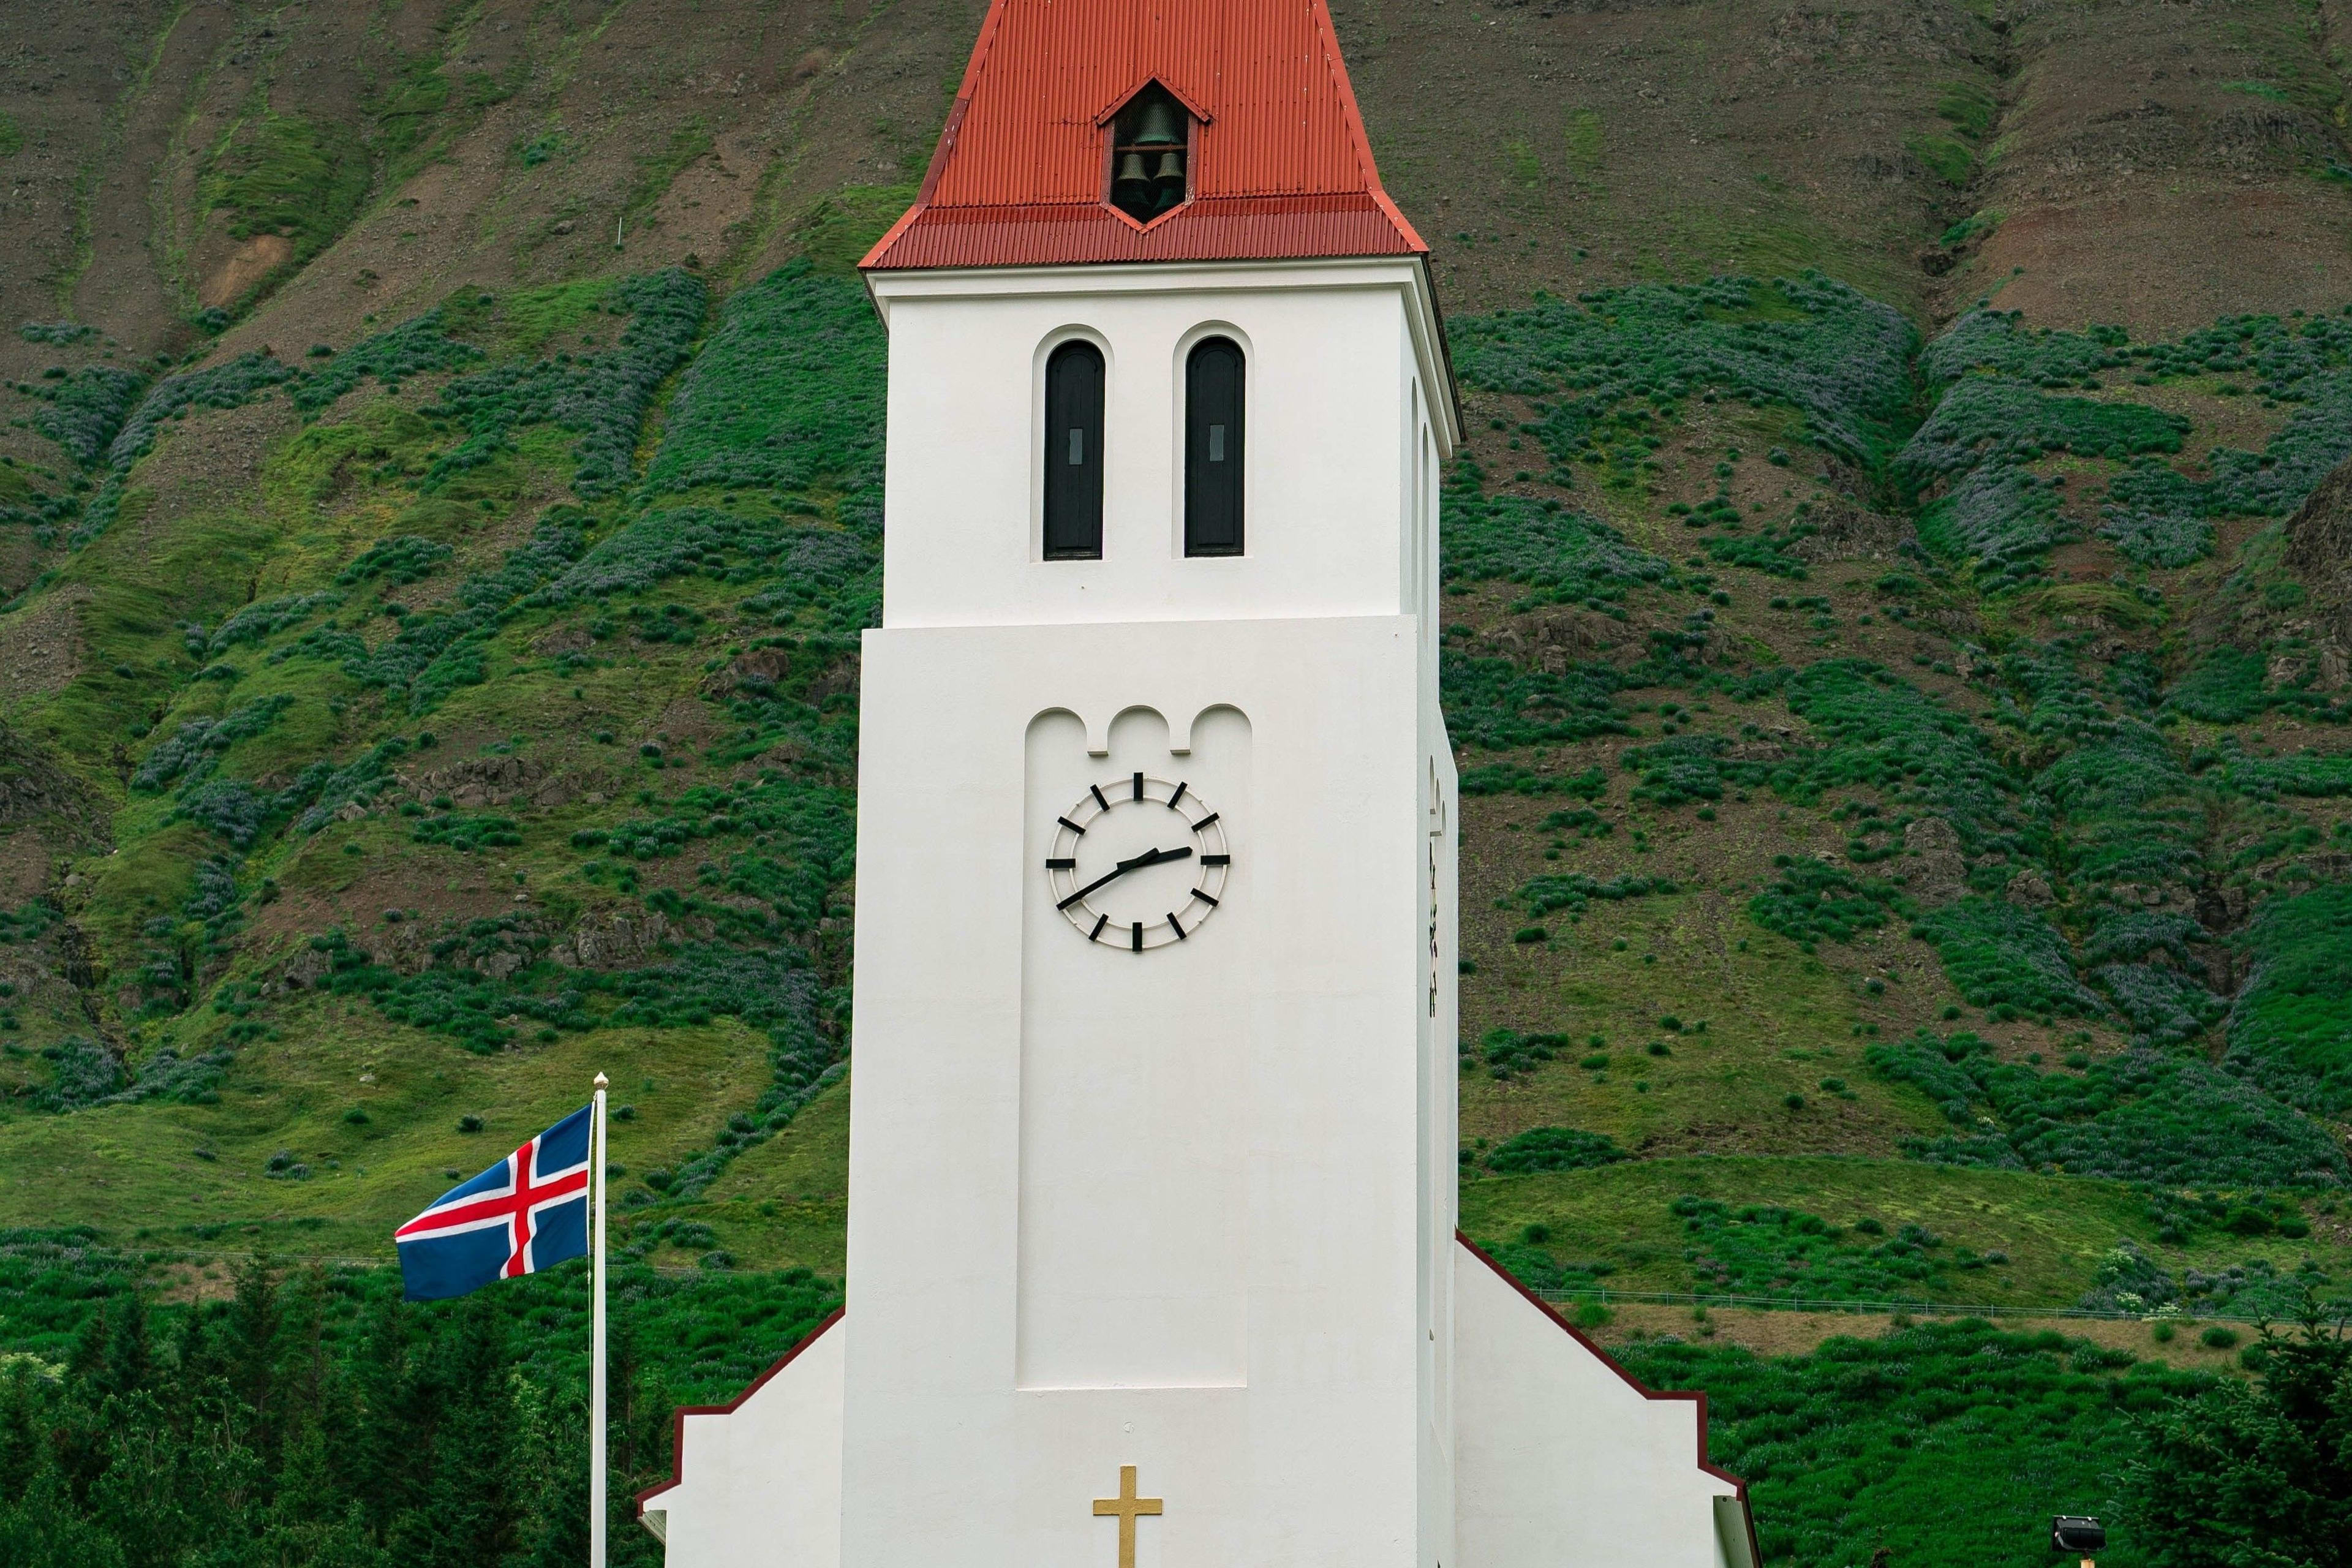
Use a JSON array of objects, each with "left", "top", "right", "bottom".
[{"left": 594, "top": 1071, "right": 609, "bottom": 1088}]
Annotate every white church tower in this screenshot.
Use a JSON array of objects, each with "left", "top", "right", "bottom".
[{"left": 639, "top": 3, "right": 1757, "bottom": 1563}]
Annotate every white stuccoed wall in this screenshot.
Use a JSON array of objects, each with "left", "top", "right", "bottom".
[
  {"left": 839, "top": 258, "right": 1458, "bottom": 1566},
  {"left": 868, "top": 258, "right": 1450, "bottom": 629}
]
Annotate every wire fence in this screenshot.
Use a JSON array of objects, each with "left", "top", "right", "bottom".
[{"left": 1528, "top": 1284, "right": 2309, "bottom": 1327}]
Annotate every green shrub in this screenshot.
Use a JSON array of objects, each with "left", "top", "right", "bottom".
[
  {"left": 1485, "top": 1126, "right": 1627, "bottom": 1173},
  {"left": 1627, "top": 1319, "right": 2212, "bottom": 1568},
  {"left": 1469, "top": 1028, "right": 1576, "bottom": 1079},
  {"left": 1866, "top": 1030, "right": 2346, "bottom": 1186},
  {"left": 1459, "top": 763, "right": 1607, "bottom": 798},
  {"left": 1441, "top": 652, "right": 1630, "bottom": 750},
  {"left": 2226, "top": 883, "right": 2352, "bottom": 1115},
  {"left": 1670, "top": 1196, "right": 1958, "bottom": 1299},
  {"left": 1912, "top": 898, "right": 2103, "bottom": 1019},
  {"left": 642, "top": 260, "right": 886, "bottom": 501},
  {"left": 1749, "top": 858, "right": 1910, "bottom": 947},
  {"left": 1450, "top": 274, "right": 1918, "bottom": 475},
  {"left": 1515, "top": 870, "right": 1672, "bottom": 918}
]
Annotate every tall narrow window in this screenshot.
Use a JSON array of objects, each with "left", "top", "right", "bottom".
[
  {"left": 1043, "top": 341, "right": 1104, "bottom": 560},
  {"left": 1184, "top": 337, "right": 1244, "bottom": 557}
]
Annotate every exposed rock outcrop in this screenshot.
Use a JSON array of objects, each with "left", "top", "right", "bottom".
[
  {"left": 1903, "top": 815, "right": 1968, "bottom": 904},
  {"left": 1789, "top": 500, "right": 1917, "bottom": 563}
]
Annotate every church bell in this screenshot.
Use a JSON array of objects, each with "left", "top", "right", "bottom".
[
  {"left": 1131, "top": 97, "right": 1184, "bottom": 146},
  {"left": 1151, "top": 149, "right": 1186, "bottom": 208},
  {"left": 1114, "top": 151, "right": 1152, "bottom": 208}
]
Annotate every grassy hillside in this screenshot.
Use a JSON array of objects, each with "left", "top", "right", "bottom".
[{"left": 2, "top": 0, "right": 2351, "bottom": 1564}]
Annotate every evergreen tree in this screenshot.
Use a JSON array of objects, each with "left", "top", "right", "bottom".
[{"left": 2120, "top": 1305, "right": 2352, "bottom": 1568}]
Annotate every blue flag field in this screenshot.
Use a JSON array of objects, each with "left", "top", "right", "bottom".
[{"left": 395, "top": 1104, "right": 594, "bottom": 1301}]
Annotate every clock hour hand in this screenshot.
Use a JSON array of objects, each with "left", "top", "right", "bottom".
[{"left": 1056, "top": 845, "right": 1194, "bottom": 910}]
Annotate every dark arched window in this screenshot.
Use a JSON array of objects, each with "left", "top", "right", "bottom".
[
  {"left": 1043, "top": 341, "right": 1104, "bottom": 560},
  {"left": 1184, "top": 337, "right": 1244, "bottom": 556}
]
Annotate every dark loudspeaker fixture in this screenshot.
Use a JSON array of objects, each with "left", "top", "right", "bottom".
[{"left": 2051, "top": 1518, "right": 2106, "bottom": 1555}]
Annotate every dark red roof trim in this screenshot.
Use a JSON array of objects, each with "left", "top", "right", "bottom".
[{"left": 635, "top": 1306, "right": 845, "bottom": 1517}]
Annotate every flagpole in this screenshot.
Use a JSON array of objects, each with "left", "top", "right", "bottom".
[{"left": 590, "top": 1072, "right": 608, "bottom": 1568}]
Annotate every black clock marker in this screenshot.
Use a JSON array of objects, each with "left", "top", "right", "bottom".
[
  {"left": 1167, "top": 911, "right": 1187, "bottom": 940},
  {"left": 1168, "top": 781, "right": 1188, "bottom": 809},
  {"left": 1046, "top": 857, "right": 1076, "bottom": 870},
  {"left": 1191, "top": 811, "right": 1220, "bottom": 831},
  {"left": 1058, "top": 816, "right": 1087, "bottom": 836},
  {"left": 1190, "top": 889, "right": 1219, "bottom": 907},
  {"left": 1131, "top": 922, "right": 1143, "bottom": 952},
  {"left": 1090, "top": 784, "right": 1110, "bottom": 811},
  {"left": 1201, "top": 853, "right": 1230, "bottom": 867},
  {"left": 1090, "top": 913, "right": 1109, "bottom": 941},
  {"left": 1132, "top": 772, "right": 1144, "bottom": 802}
]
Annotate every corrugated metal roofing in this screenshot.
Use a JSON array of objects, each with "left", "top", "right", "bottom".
[{"left": 862, "top": 0, "right": 1425, "bottom": 271}]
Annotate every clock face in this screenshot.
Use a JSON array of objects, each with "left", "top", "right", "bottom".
[{"left": 1045, "top": 772, "right": 1232, "bottom": 951}]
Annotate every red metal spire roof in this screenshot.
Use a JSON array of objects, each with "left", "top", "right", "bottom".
[{"left": 861, "top": 0, "right": 1427, "bottom": 271}]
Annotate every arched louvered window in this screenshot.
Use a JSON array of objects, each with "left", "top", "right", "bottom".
[
  {"left": 1043, "top": 341, "right": 1105, "bottom": 560},
  {"left": 1184, "top": 337, "right": 1244, "bottom": 556}
]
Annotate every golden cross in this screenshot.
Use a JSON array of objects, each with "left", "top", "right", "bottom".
[{"left": 1091, "top": 1464, "right": 1163, "bottom": 1568}]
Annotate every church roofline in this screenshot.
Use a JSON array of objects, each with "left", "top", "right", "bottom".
[{"left": 1455, "top": 1230, "right": 1760, "bottom": 1563}]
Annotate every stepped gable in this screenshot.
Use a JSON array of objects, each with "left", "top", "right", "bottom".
[{"left": 861, "top": 0, "right": 1425, "bottom": 270}]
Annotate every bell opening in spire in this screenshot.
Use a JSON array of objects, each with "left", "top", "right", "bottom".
[{"left": 1106, "top": 83, "right": 1192, "bottom": 224}]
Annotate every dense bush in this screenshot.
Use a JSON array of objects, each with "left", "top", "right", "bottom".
[
  {"left": 1866, "top": 1030, "right": 2346, "bottom": 1186},
  {"left": 421, "top": 270, "right": 705, "bottom": 500},
  {"left": 23, "top": 364, "right": 146, "bottom": 467},
  {"left": 2078, "top": 1239, "right": 2339, "bottom": 1318},
  {"left": 1669, "top": 1195, "right": 1967, "bottom": 1300},
  {"left": 1515, "top": 870, "right": 1673, "bottom": 918},
  {"left": 1442, "top": 467, "right": 1674, "bottom": 606},
  {"left": 1911, "top": 306, "right": 2352, "bottom": 586},
  {"left": 1450, "top": 273, "right": 1918, "bottom": 473},
  {"left": 1484, "top": 1126, "right": 1627, "bottom": 1172},
  {"left": 641, "top": 260, "right": 886, "bottom": 500},
  {"left": 2226, "top": 883, "right": 2352, "bottom": 1115},
  {"left": 1748, "top": 858, "right": 1909, "bottom": 948},
  {"left": 130, "top": 695, "right": 293, "bottom": 791},
  {"left": 1912, "top": 898, "right": 2102, "bottom": 1019},
  {"left": 1621, "top": 734, "right": 1773, "bottom": 805},
  {"left": 1440, "top": 651, "right": 1630, "bottom": 749},
  {"left": 1778, "top": 661, "right": 2024, "bottom": 856},
  {"left": 1624, "top": 1320, "right": 2214, "bottom": 1568},
  {"left": 1458, "top": 763, "right": 1607, "bottom": 797}
]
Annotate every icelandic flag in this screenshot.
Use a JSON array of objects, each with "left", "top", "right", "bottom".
[{"left": 396, "top": 1105, "right": 592, "bottom": 1301}]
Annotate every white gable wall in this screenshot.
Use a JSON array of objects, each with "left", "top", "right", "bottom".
[
  {"left": 640, "top": 1313, "right": 845, "bottom": 1565},
  {"left": 1454, "top": 1245, "right": 1752, "bottom": 1568}
]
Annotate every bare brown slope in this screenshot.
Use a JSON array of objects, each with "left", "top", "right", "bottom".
[{"left": 1953, "top": 0, "right": 2352, "bottom": 331}]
